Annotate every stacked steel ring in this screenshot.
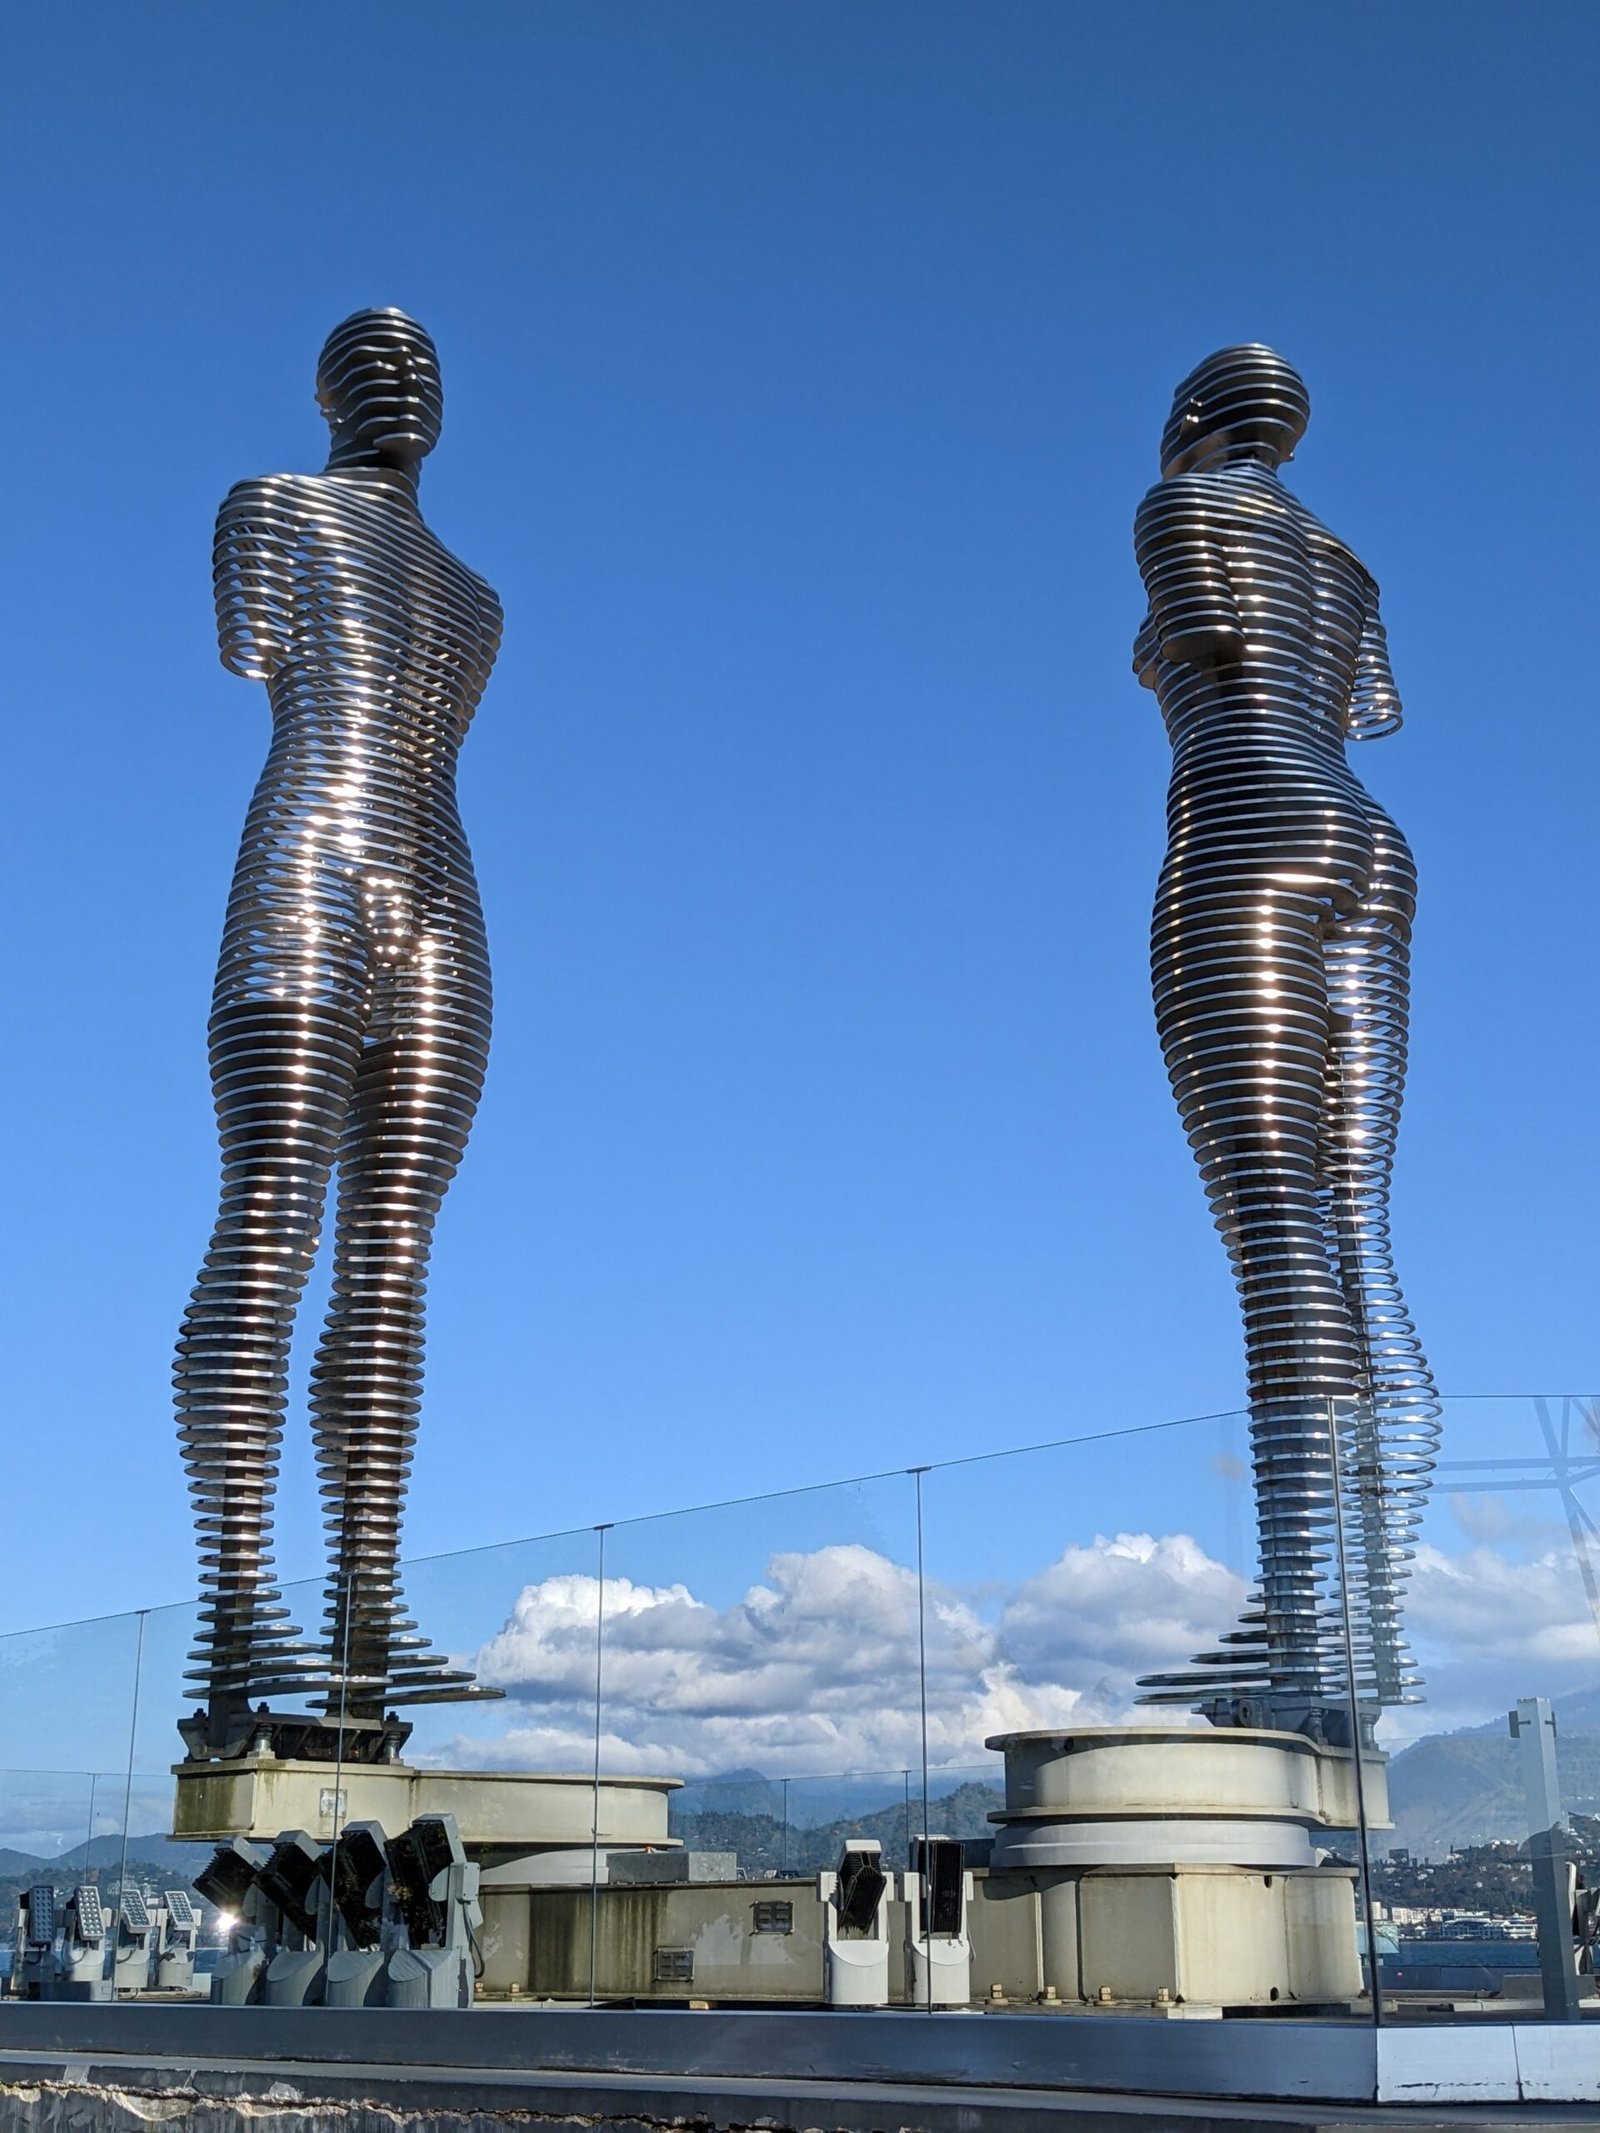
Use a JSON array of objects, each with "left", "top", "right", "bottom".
[{"left": 1132, "top": 347, "right": 1440, "bottom": 1720}]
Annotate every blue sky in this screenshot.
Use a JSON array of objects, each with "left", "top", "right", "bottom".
[{"left": 0, "top": 2, "right": 1596, "bottom": 1640}]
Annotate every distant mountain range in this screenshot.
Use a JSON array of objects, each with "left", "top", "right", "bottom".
[
  {"left": 1388, "top": 1690, "right": 1600, "bottom": 1856},
  {"left": 0, "top": 1832, "right": 213, "bottom": 1886},
  {"left": 681, "top": 1705, "right": 1600, "bottom": 1870},
  {"left": 673, "top": 1779, "right": 1002, "bottom": 1877},
  {"left": 673, "top": 1767, "right": 940, "bottom": 1828},
  {"left": 0, "top": 1711, "right": 1587, "bottom": 1886}
]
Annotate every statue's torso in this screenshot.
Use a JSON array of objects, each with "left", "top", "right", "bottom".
[
  {"left": 218, "top": 469, "right": 502, "bottom": 738},
  {"left": 1134, "top": 463, "right": 1407, "bottom": 895},
  {"left": 215, "top": 470, "right": 503, "bottom": 964},
  {"left": 1136, "top": 465, "right": 1372, "bottom": 749}
]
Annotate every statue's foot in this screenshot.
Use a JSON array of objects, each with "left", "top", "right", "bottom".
[
  {"left": 185, "top": 1590, "right": 340, "bottom": 1716},
  {"left": 318, "top": 1594, "right": 504, "bottom": 1714}
]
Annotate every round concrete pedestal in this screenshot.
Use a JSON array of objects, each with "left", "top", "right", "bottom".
[
  {"left": 986, "top": 1725, "right": 1387, "bottom": 1869},
  {"left": 983, "top": 1726, "right": 1386, "bottom": 2009},
  {"left": 172, "top": 1759, "right": 681, "bottom": 1883}
]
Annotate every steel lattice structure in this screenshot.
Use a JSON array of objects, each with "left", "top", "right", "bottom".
[
  {"left": 1131, "top": 347, "right": 1440, "bottom": 1725},
  {"left": 175, "top": 309, "right": 502, "bottom": 1751}
]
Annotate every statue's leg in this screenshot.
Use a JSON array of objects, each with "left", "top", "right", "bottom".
[
  {"left": 310, "top": 875, "right": 491, "bottom": 1714},
  {"left": 1321, "top": 813, "right": 1440, "bottom": 1703},
  {"left": 175, "top": 884, "right": 372, "bottom": 1740},
  {"left": 1154, "top": 871, "right": 1363, "bottom": 1707}
]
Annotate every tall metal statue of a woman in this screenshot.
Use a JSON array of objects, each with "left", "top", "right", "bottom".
[
  {"left": 1132, "top": 346, "right": 1439, "bottom": 1731},
  {"left": 175, "top": 309, "right": 501, "bottom": 1757}
]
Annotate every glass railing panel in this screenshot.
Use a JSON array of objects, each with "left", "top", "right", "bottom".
[
  {"left": 589, "top": 1472, "right": 921, "bottom": 2003},
  {"left": 102, "top": 1596, "right": 222, "bottom": 1927},
  {"left": 257, "top": 1528, "right": 609, "bottom": 2001},
  {"left": 1371, "top": 1392, "right": 1600, "bottom": 2025},
  {"left": 0, "top": 1766, "right": 117, "bottom": 1875},
  {"left": 128, "top": 1596, "right": 200, "bottom": 1780},
  {"left": 250, "top": 1526, "right": 608, "bottom": 1779},
  {"left": 669, "top": 1766, "right": 963, "bottom": 1876},
  {"left": 668, "top": 1771, "right": 790, "bottom": 1878},
  {"left": 903, "top": 1756, "right": 1006, "bottom": 1856},
  {"left": 598, "top": 1472, "right": 922, "bottom": 1789},
  {"left": 0, "top": 1609, "right": 144, "bottom": 1782},
  {"left": 16, "top": 1390, "right": 1599, "bottom": 2025},
  {"left": 0, "top": 1606, "right": 150, "bottom": 1967},
  {"left": 373, "top": 1525, "right": 604, "bottom": 1774},
  {"left": 92, "top": 1532, "right": 611, "bottom": 1996},
  {"left": 920, "top": 1414, "right": 1256, "bottom": 1752},
  {"left": 923, "top": 1412, "right": 1374, "bottom": 2019}
]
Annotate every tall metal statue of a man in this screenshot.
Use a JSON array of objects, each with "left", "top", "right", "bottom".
[
  {"left": 176, "top": 309, "right": 501, "bottom": 1757},
  {"left": 1132, "top": 346, "right": 1439, "bottom": 1732}
]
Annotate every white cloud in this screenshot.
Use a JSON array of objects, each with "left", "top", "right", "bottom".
[
  {"left": 1409, "top": 1541, "right": 1600, "bottom": 1668},
  {"left": 435, "top": 1533, "right": 1245, "bottom": 1778},
  {"left": 1372, "top": 1538, "right": 1600, "bottom": 1742},
  {"left": 1000, "top": 1532, "right": 1243, "bottom": 1674},
  {"left": 434, "top": 1520, "right": 1600, "bottom": 1778}
]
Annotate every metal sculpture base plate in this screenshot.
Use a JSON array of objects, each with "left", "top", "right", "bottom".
[
  {"left": 172, "top": 1758, "right": 683, "bottom": 1878},
  {"left": 985, "top": 1726, "right": 1389, "bottom": 2009},
  {"left": 177, "top": 1705, "right": 420, "bottom": 1766}
]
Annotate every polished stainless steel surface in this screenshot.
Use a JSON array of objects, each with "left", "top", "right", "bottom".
[
  {"left": 175, "top": 309, "right": 501, "bottom": 1743},
  {"left": 1132, "top": 347, "right": 1439, "bottom": 1720}
]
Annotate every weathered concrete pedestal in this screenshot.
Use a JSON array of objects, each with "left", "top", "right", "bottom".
[
  {"left": 986, "top": 1726, "right": 1387, "bottom": 2012},
  {"left": 172, "top": 1760, "right": 682, "bottom": 1884}
]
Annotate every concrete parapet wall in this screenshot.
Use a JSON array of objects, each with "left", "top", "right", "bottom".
[{"left": 479, "top": 1866, "right": 1357, "bottom": 2009}]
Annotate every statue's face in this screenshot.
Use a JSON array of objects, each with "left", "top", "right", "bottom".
[
  {"left": 1160, "top": 346, "right": 1309, "bottom": 477},
  {"left": 317, "top": 309, "right": 443, "bottom": 460}
]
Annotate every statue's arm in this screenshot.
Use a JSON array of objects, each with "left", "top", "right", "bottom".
[
  {"left": 1133, "top": 476, "right": 1245, "bottom": 683},
  {"left": 213, "top": 477, "right": 298, "bottom": 680},
  {"left": 1347, "top": 580, "right": 1403, "bottom": 739}
]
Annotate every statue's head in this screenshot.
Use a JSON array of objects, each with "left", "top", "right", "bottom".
[
  {"left": 1160, "top": 345, "right": 1309, "bottom": 477},
  {"left": 316, "top": 308, "right": 443, "bottom": 463}
]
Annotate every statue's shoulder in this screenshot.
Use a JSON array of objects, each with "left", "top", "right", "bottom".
[
  {"left": 214, "top": 477, "right": 319, "bottom": 677},
  {"left": 1136, "top": 469, "right": 1240, "bottom": 526},
  {"left": 216, "top": 472, "right": 320, "bottom": 535},
  {"left": 1134, "top": 475, "right": 1243, "bottom": 583}
]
